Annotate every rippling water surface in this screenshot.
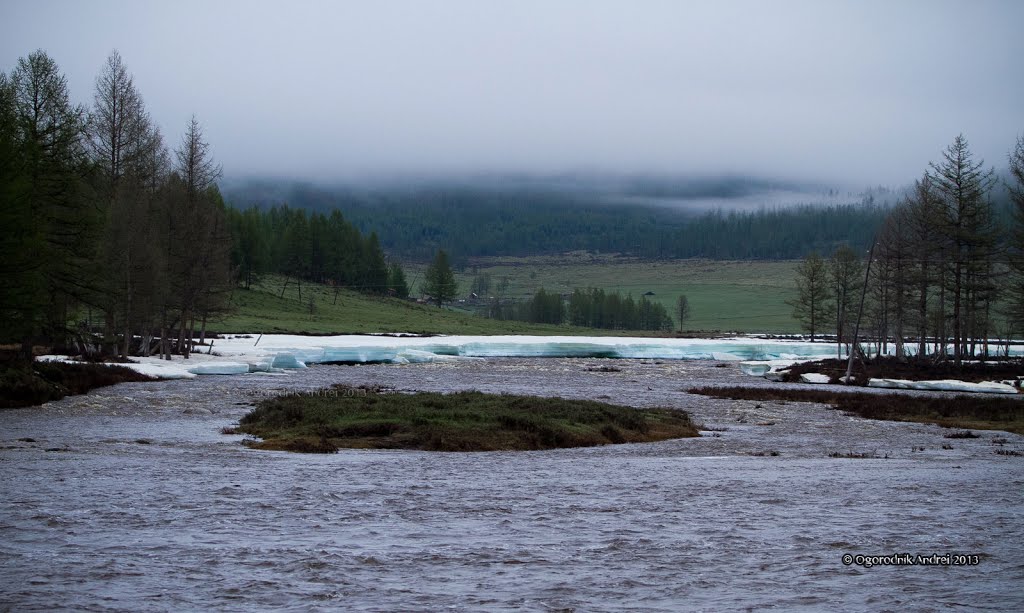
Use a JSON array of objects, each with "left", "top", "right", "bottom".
[{"left": 2, "top": 358, "right": 1023, "bottom": 611}]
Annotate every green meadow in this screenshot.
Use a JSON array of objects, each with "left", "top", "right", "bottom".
[
  {"left": 408, "top": 254, "right": 801, "bottom": 334},
  {"left": 211, "top": 275, "right": 595, "bottom": 336},
  {"left": 213, "top": 257, "right": 801, "bottom": 336}
]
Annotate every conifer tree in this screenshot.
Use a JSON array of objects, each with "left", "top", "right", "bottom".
[
  {"left": 388, "top": 262, "right": 410, "bottom": 298},
  {"left": 829, "top": 245, "right": 862, "bottom": 357},
  {"left": 0, "top": 71, "right": 40, "bottom": 345},
  {"left": 423, "top": 249, "right": 458, "bottom": 307},
  {"left": 88, "top": 50, "right": 165, "bottom": 356},
  {"left": 789, "top": 252, "right": 830, "bottom": 341},
  {"left": 8, "top": 50, "right": 93, "bottom": 348},
  {"left": 1006, "top": 135, "right": 1024, "bottom": 330},
  {"left": 926, "top": 135, "right": 997, "bottom": 363},
  {"left": 167, "top": 116, "right": 228, "bottom": 357}
]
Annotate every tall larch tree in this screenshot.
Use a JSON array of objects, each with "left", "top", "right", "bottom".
[
  {"left": 789, "top": 251, "right": 830, "bottom": 341},
  {"left": 927, "top": 135, "right": 997, "bottom": 364},
  {"left": 1006, "top": 135, "right": 1024, "bottom": 331},
  {"left": 88, "top": 50, "right": 166, "bottom": 356},
  {"left": 168, "top": 116, "right": 227, "bottom": 358},
  {"left": 829, "top": 244, "right": 862, "bottom": 358},
  {"left": 0, "top": 70, "right": 40, "bottom": 347},
  {"left": 9, "top": 50, "right": 93, "bottom": 349}
]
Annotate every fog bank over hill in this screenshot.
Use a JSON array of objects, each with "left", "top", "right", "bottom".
[
  {"left": 222, "top": 173, "right": 882, "bottom": 215},
  {"left": 221, "top": 174, "right": 895, "bottom": 261},
  {"left": 3, "top": 1, "right": 1021, "bottom": 186}
]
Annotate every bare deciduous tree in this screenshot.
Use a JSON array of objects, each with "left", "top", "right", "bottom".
[{"left": 676, "top": 295, "right": 690, "bottom": 333}]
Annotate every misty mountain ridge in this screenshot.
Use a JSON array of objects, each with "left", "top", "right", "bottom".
[
  {"left": 221, "top": 172, "right": 881, "bottom": 214},
  {"left": 220, "top": 173, "right": 900, "bottom": 262}
]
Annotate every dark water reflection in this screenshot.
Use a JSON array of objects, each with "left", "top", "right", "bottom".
[{"left": 2, "top": 358, "right": 1022, "bottom": 611}]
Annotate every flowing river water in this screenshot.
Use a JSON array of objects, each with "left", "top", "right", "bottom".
[{"left": 2, "top": 358, "right": 1023, "bottom": 611}]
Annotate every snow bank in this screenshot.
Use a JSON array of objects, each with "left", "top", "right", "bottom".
[
  {"left": 36, "top": 355, "right": 198, "bottom": 379},
  {"left": 185, "top": 362, "right": 251, "bottom": 376},
  {"left": 739, "top": 359, "right": 799, "bottom": 381},
  {"left": 867, "top": 379, "right": 1018, "bottom": 395},
  {"left": 212, "top": 334, "right": 844, "bottom": 366},
  {"left": 123, "top": 362, "right": 197, "bottom": 379},
  {"left": 800, "top": 373, "right": 831, "bottom": 384},
  {"left": 36, "top": 334, "right": 1024, "bottom": 382}
]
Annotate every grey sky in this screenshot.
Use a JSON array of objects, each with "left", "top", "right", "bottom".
[{"left": 2, "top": 0, "right": 1022, "bottom": 186}]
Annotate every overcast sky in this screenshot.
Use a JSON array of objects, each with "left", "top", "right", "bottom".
[{"left": 2, "top": 0, "right": 1022, "bottom": 186}]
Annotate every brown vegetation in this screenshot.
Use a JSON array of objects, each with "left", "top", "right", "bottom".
[
  {"left": 783, "top": 357, "right": 1024, "bottom": 386},
  {"left": 688, "top": 386, "right": 1024, "bottom": 435},
  {"left": 0, "top": 359, "right": 156, "bottom": 408}
]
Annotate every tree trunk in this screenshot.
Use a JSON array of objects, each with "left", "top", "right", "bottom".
[
  {"left": 183, "top": 311, "right": 194, "bottom": 359},
  {"left": 917, "top": 262, "right": 928, "bottom": 358},
  {"left": 177, "top": 320, "right": 186, "bottom": 357},
  {"left": 937, "top": 281, "right": 947, "bottom": 359},
  {"left": 104, "top": 310, "right": 116, "bottom": 357},
  {"left": 160, "top": 313, "right": 169, "bottom": 360},
  {"left": 952, "top": 261, "right": 963, "bottom": 365}
]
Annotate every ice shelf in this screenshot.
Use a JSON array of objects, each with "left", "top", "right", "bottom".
[
  {"left": 35, "top": 335, "right": 1024, "bottom": 379},
  {"left": 212, "top": 334, "right": 847, "bottom": 368}
]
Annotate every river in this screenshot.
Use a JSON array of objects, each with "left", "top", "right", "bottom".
[{"left": 2, "top": 358, "right": 1022, "bottom": 611}]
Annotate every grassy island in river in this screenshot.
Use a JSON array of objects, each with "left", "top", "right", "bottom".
[{"left": 236, "top": 387, "right": 700, "bottom": 452}]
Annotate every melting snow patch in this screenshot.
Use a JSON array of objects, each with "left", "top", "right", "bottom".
[
  {"left": 185, "top": 362, "right": 251, "bottom": 376},
  {"left": 122, "top": 362, "right": 196, "bottom": 379},
  {"left": 800, "top": 373, "right": 831, "bottom": 384},
  {"left": 740, "top": 359, "right": 801, "bottom": 380},
  {"left": 36, "top": 355, "right": 197, "bottom": 379},
  {"left": 867, "top": 379, "right": 1018, "bottom": 394}
]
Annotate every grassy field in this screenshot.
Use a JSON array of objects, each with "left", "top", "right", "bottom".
[
  {"left": 211, "top": 275, "right": 606, "bottom": 336},
  {"left": 407, "top": 254, "right": 800, "bottom": 334},
  {"left": 212, "top": 256, "right": 802, "bottom": 335},
  {"left": 236, "top": 386, "right": 699, "bottom": 452}
]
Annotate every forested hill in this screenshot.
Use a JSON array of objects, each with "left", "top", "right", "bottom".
[{"left": 223, "top": 179, "right": 894, "bottom": 261}]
